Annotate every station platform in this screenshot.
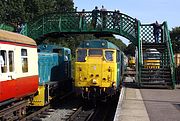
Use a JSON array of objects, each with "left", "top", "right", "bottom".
[{"left": 114, "top": 77, "right": 180, "bottom": 121}]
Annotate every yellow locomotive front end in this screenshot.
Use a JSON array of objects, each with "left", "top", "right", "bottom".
[
  {"left": 75, "top": 48, "right": 118, "bottom": 99},
  {"left": 143, "top": 49, "right": 161, "bottom": 69},
  {"left": 144, "top": 59, "right": 160, "bottom": 69},
  {"left": 128, "top": 56, "right": 135, "bottom": 68}
]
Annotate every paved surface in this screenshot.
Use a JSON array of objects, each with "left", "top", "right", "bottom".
[
  {"left": 114, "top": 64, "right": 180, "bottom": 121},
  {"left": 114, "top": 77, "right": 150, "bottom": 121},
  {"left": 141, "top": 89, "right": 180, "bottom": 121}
]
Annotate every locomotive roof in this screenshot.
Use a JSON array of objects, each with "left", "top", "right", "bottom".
[
  {"left": 0, "top": 29, "right": 36, "bottom": 45},
  {"left": 78, "top": 40, "right": 120, "bottom": 50},
  {"left": 38, "top": 44, "right": 70, "bottom": 52}
]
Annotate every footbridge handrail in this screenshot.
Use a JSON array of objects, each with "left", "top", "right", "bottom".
[
  {"left": 0, "top": 23, "right": 15, "bottom": 31},
  {"left": 163, "top": 21, "right": 175, "bottom": 88}
]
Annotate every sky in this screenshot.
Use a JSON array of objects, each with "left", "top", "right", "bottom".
[{"left": 74, "top": 0, "right": 179, "bottom": 45}]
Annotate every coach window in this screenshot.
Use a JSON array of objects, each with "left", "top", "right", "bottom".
[
  {"left": 21, "top": 49, "right": 28, "bottom": 72},
  {"left": 77, "top": 49, "right": 87, "bottom": 62},
  {"left": 105, "top": 50, "right": 114, "bottom": 61},
  {"left": 9, "top": 51, "right": 14, "bottom": 72},
  {"left": 0, "top": 50, "right": 7, "bottom": 73}
]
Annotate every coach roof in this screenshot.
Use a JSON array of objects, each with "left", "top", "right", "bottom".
[{"left": 0, "top": 30, "right": 36, "bottom": 46}]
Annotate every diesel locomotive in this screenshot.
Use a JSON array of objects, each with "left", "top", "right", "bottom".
[
  {"left": 75, "top": 40, "right": 125, "bottom": 100},
  {"left": 143, "top": 48, "right": 161, "bottom": 69},
  {"left": 31, "top": 44, "right": 72, "bottom": 106}
]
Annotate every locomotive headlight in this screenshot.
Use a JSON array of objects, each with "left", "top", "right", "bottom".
[
  {"left": 86, "top": 42, "right": 89, "bottom": 46},
  {"left": 113, "top": 83, "right": 116, "bottom": 87},
  {"left": 92, "top": 79, "right": 97, "bottom": 84},
  {"left": 102, "top": 42, "right": 105, "bottom": 46},
  {"left": 112, "top": 82, "right": 116, "bottom": 87}
]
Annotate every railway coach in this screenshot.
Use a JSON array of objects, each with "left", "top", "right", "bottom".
[
  {"left": 75, "top": 39, "right": 125, "bottom": 101},
  {"left": 0, "top": 30, "right": 39, "bottom": 107}
]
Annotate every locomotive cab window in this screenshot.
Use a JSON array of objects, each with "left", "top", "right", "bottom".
[
  {"left": 105, "top": 50, "right": 114, "bottom": 61},
  {"left": 21, "top": 49, "right": 28, "bottom": 72},
  {"left": 89, "top": 49, "right": 102, "bottom": 56},
  {"left": 77, "top": 49, "right": 87, "bottom": 62},
  {"left": 53, "top": 49, "right": 63, "bottom": 56},
  {"left": 64, "top": 50, "right": 69, "bottom": 61},
  {"left": 0, "top": 50, "right": 7, "bottom": 73},
  {"left": 116, "top": 50, "right": 121, "bottom": 62}
]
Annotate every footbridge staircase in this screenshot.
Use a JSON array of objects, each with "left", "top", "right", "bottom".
[{"left": 139, "top": 22, "right": 175, "bottom": 88}]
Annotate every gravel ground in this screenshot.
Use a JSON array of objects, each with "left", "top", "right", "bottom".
[
  {"left": 40, "top": 96, "right": 81, "bottom": 121},
  {"left": 41, "top": 108, "right": 75, "bottom": 121}
]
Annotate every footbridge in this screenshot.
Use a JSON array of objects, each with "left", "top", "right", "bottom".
[
  {"left": 0, "top": 23, "right": 15, "bottom": 32},
  {"left": 18, "top": 11, "right": 175, "bottom": 88}
]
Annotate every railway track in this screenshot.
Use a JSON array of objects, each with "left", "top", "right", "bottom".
[
  {"left": 66, "top": 106, "right": 95, "bottom": 121},
  {"left": 21, "top": 104, "right": 51, "bottom": 121},
  {"left": 23, "top": 91, "right": 74, "bottom": 121},
  {"left": 0, "top": 100, "right": 29, "bottom": 121},
  {"left": 1, "top": 91, "right": 119, "bottom": 121},
  {"left": 37, "top": 91, "right": 120, "bottom": 121},
  {"left": 0, "top": 91, "right": 74, "bottom": 121}
]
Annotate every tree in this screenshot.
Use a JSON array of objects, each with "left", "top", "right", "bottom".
[
  {"left": 0, "top": 0, "right": 75, "bottom": 28},
  {"left": 124, "top": 43, "right": 136, "bottom": 56},
  {"left": 170, "top": 27, "right": 180, "bottom": 53},
  {"left": 41, "top": 34, "right": 95, "bottom": 57},
  {"left": 55, "top": 0, "right": 74, "bottom": 12},
  {"left": 0, "top": 0, "right": 25, "bottom": 24}
]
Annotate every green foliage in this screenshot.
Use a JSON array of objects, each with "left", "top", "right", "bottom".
[
  {"left": 40, "top": 34, "right": 127, "bottom": 57},
  {"left": 0, "top": 0, "right": 25, "bottom": 24},
  {"left": 55, "top": 0, "right": 74, "bottom": 12},
  {"left": 124, "top": 43, "right": 136, "bottom": 56},
  {"left": 0, "top": 1, "right": 128, "bottom": 56},
  {"left": 0, "top": 0, "right": 74, "bottom": 26},
  {"left": 170, "top": 27, "right": 180, "bottom": 53},
  {"left": 41, "top": 34, "right": 95, "bottom": 57}
]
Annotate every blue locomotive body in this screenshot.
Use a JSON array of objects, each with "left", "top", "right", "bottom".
[
  {"left": 31, "top": 44, "right": 72, "bottom": 106},
  {"left": 38, "top": 53, "right": 58, "bottom": 85},
  {"left": 38, "top": 45, "right": 71, "bottom": 84}
]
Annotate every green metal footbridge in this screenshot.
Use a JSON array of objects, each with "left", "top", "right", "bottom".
[
  {"left": 0, "top": 23, "right": 15, "bottom": 32},
  {"left": 4, "top": 11, "right": 176, "bottom": 88}
]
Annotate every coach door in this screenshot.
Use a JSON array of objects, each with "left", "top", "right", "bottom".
[
  {"left": 0, "top": 44, "right": 16, "bottom": 102},
  {"left": 0, "top": 45, "right": 15, "bottom": 81}
]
